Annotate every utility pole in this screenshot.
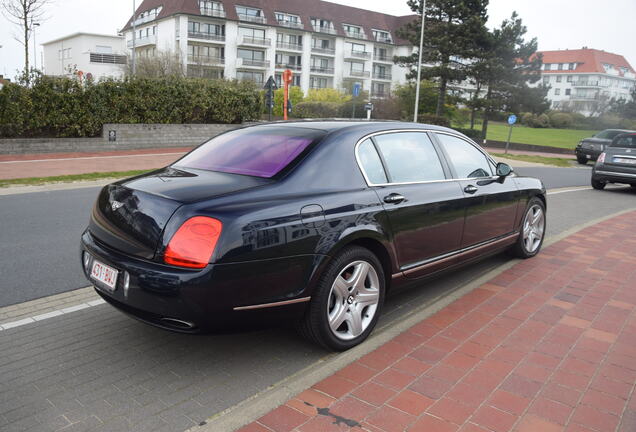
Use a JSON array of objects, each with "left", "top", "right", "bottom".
[
  {"left": 32, "top": 22, "right": 40, "bottom": 70},
  {"left": 132, "top": 0, "right": 137, "bottom": 75},
  {"left": 413, "top": 0, "right": 426, "bottom": 122}
]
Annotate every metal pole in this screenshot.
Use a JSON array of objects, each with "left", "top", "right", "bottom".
[
  {"left": 132, "top": 0, "right": 137, "bottom": 75},
  {"left": 505, "top": 124, "right": 513, "bottom": 154},
  {"left": 32, "top": 23, "right": 40, "bottom": 70},
  {"left": 413, "top": 0, "right": 426, "bottom": 123}
]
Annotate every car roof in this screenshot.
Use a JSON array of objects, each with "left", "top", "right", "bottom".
[{"left": 247, "top": 120, "right": 459, "bottom": 135}]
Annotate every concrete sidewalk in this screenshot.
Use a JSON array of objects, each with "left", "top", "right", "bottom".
[{"left": 236, "top": 211, "right": 636, "bottom": 432}]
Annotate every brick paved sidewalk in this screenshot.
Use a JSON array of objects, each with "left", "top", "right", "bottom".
[{"left": 239, "top": 212, "right": 636, "bottom": 432}]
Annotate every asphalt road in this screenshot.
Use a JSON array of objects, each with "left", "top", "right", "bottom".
[
  {"left": 0, "top": 164, "right": 597, "bottom": 308},
  {"left": 1, "top": 186, "right": 635, "bottom": 432}
]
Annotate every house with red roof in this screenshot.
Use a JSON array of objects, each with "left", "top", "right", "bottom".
[
  {"left": 118, "top": 0, "right": 417, "bottom": 97},
  {"left": 534, "top": 48, "right": 635, "bottom": 115}
]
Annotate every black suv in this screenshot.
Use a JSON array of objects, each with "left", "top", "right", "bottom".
[
  {"left": 575, "top": 129, "right": 634, "bottom": 164},
  {"left": 591, "top": 133, "right": 636, "bottom": 189}
]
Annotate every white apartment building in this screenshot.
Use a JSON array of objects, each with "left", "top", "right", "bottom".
[
  {"left": 535, "top": 48, "right": 636, "bottom": 115},
  {"left": 42, "top": 33, "right": 127, "bottom": 80},
  {"left": 121, "top": 0, "right": 417, "bottom": 97}
]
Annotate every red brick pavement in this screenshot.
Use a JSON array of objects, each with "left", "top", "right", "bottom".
[{"left": 238, "top": 212, "right": 636, "bottom": 432}]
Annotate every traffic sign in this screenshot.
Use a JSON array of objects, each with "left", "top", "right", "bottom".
[
  {"left": 508, "top": 114, "right": 517, "bottom": 125},
  {"left": 353, "top": 82, "right": 362, "bottom": 98},
  {"left": 263, "top": 76, "right": 277, "bottom": 90}
]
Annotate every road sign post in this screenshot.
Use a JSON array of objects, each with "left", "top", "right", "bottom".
[
  {"left": 282, "top": 69, "right": 293, "bottom": 121},
  {"left": 263, "top": 76, "right": 277, "bottom": 121},
  {"left": 506, "top": 114, "right": 517, "bottom": 154},
  {"left": 352, "top": 82, "right": 361, "bottom": 119}
]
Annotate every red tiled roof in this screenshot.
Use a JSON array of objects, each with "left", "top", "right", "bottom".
[
  {"left": 535, "top": 48, "right": 635, "bottom": 76},
  {"left": 122, "top": 0, "right": 416, "bottom": 45}
]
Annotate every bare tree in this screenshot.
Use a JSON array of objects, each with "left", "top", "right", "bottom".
[
  {"left": 124, "top": 50, "right": 185, "bottom": 78},
  {"left": 1, "top": 0, "right": 51, "bottom": 81}
]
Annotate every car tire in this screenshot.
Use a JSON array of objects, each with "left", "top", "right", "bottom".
[
  {"left": 298, "top": 246, "right": 385, "bottom": 351},
  {"left": 591, "top": 178, "right": 606, "bottom": 190},
  {"left": 509, "top": 197, "right": 546, "bottom": 259},
  {"left": 576, "top": 156, "right": 588, "bottom": 165}
]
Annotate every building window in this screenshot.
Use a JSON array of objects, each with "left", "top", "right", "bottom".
[
  {"left": 543, "top": 63, "right": 550, "bottom": 71},
  {"left": 238, "top": 48, "right": 265, "bottom": 61},
  {"left": 310, "top": 76, "right": 330, "bottom": 88},
  {"left": 275, "top": 12, "right": 301, "bottom": 28},
  {"left": 565, "top": 89, "right": 571, "bottom": 96},
  {"left": 372, "top": 29, "right": 392, "bottom": 43},
  {"left": 236, "top": 5, "right": 265, "bottom": 23},
  {"left": 59, "top": 48, "right": 72, "bottom": 59},
  {"left": 567, "top": 75, "right": 573, "bottom": 82},
  {"left": 542, "top": 76, "right": 550, "bottom": 85},
  {"left": 568, "top": 63, "right": 575, "bottom": 70},
  {"left": 275, "top": 74, "right": 301, "bottom": 87},
  {"left": 236, "top": 70, "right": 264, "bottom": 84},
  {"left": 189, "top": 21, "right": 225, "bottom": 37},
  {"left": 275, "top": 54, "right": 301, "bottom": 69},
  {"left": 554, "top": 88, "right": 561, "bottom": 95},
  {"left": 556, "top": 76, "right": 562, "bottom": 83},
  {"left": 238, "top": 26, "right": 266, "bottom": 40},
  {"left": 277, "top": 33, "right": 302, "bottom": 48},
  {"left": 311, "top": 18, "right": 335, "bottom": 34},
  {"left": 343, "top": 24, "right": 364, "bottom": 38},
  {"left": 200, "top": 1, "right": 224, "bottom": 17},
  {"left": 558, "top": 63, "right": 563, "bottom": 70}
]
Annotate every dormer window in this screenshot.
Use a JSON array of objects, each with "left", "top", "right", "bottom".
[
  {"left": 372, "top": 29, "right": 392, "bottom": 43},
  {"left": 236, "top": 5, "right": 266, "bottom": 24},
  {"left": 343, "top": 24, "right": 365, "bottom": 39},
  {"left": 311, "top": 18, "right": 336, "bottom": 35},
  {"left": 134, "top": 6, "right": 162, "bottom": 25},
  {"left": 275, "top": 12, "right": 302, "bottom": 29},
  {"left": 200, "top": 1, "right": 225, "bottom": 18}
]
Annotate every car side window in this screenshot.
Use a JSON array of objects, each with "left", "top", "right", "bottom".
[
  {"left": 373, "top": 132, "right": 446, "bottom": 183},
  {"left": 611, "top": 135, "right": 636, "bottom": 149},
  {"left": 436, "top": 134, "right": 493, "bottom": 179},
  {"left": 358, "top": 139, "right": 388, "bottom": 184}
]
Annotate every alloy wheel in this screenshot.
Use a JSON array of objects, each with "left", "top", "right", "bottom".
[{"left": 523, "top": 204, "right": 545, "bottom": 253}]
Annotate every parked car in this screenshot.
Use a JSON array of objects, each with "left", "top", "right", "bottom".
[
  {"left": 80, "top": 122, "right": 547, "bottom": 350},
  {"left": 591, "top": 132, "right": 636, "bottom": 190},
  {"left": 575, "top": 129, "right": 634, "bottom": 164}
]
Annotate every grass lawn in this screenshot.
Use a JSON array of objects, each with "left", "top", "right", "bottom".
[
  {"left": 0, "top": 170, "right": 151, "bottom": 188},
  {"left": 484, "top": 122, "right": 597, "bottom": 150},
  {"left": 491, "top": 152, "right": 574, "bottom": 168}
]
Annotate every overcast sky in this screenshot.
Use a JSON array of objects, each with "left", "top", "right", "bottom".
[{"left": 1, "top": 0, "right": 635, "bottom": 80}]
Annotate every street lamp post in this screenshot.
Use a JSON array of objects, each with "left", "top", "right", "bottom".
[
  {"left": 32, "top": 22, "right": 41, "bottom": 70},
  {"left": 132, "top": 0, "right": 137, "bottom": 75},
  {"left": 413, "top": 0, "right": 426, "bottom": 123}
]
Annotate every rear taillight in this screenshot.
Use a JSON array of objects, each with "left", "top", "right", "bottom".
[
  {"left": 597, "top": 152, "right": 606, "bottom": 164},
  {"left": 164, "top": 217, "right": 223, "bottom": 269}
]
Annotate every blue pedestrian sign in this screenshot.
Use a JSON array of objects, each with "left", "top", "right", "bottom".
[
  {"left": 508, "top": 114, "right": 517, "bottom": 125},
  {"left": 352, "top": 82, "right": 362, "bottom": 98}
]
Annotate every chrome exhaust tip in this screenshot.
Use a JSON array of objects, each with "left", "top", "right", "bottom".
[{"left": 160, "top": 317, "right": 196, "bottom": 330}]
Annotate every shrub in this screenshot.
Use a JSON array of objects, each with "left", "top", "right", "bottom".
[
  {"left": 371, "top": 97, "right": 402, "bottom": 120},
  {"left": 521, "top": 112, "right": 535, "bottom": 126},
  {"left": 339, "top": 100, "right": 369, "bottom": 119},
  {"left": 293, "top": 101, "right": 341, "bottom": 119},
  {"left": 271, "top": 86, "right": 304, "bottom": 117},
  {"left": 534, "top": 113, "right": 551, "bottom": 128},
  {"left": 549, "top": 112, "right": 574, "bottom": 128},
  {"left": 417, "top": 114, "right": 450, "bottom": 127},
  {"left": 304, "top": 88, "right": 350, "bottom": 104}
]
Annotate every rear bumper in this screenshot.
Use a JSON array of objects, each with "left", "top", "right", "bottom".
[
  {"left": 592, "top": 168, "right": 636, "bottom": 185},
  {"left": 80, "top": 230, "right": 320, "bottom": 332}
]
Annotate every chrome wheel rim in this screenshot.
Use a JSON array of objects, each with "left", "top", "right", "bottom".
[
  {"left": 523, "top": 204, "right": 545, "bottom": 253},
  {"left": 327, "top": 260, "right": 380, "bottom": 341}
]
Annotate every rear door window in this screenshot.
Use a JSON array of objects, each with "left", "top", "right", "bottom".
[
  {"left": 372, "top": 132, "right": 446, "bottom": 183},
  {"left": 175, "top": 127, "right": 326, "bottom": 178},
  {"left": 357, "top": 139, "right": 388, "bottom": 184},
  {"left": 436, "top": 134, "right": 493, "bottom": 178}
]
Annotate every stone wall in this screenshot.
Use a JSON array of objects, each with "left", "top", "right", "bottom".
[{"left": 0, "top": 123, "right": 242, "bottom": 155}]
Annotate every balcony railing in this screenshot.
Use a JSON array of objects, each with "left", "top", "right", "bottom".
[
  {"left": 374, "top": 54, "right": 393, "bottom": 62},
  {"left": 310, "top": 66, "right": 335, "bottom": 74},
  {"left": 275, "top": 63, "right": 302, "bottom": 71},
  {"left": 237, "top": 58, "right": 270, "bottom": 68},
  {"left": 127, "top": 34, "right": 157, "bottom": 48},
  {"left": 312, "top": 46, "right": 335, "bottom": 55},
  {"left": 372, "top": 90, "right": 390, "bottom": 98},
  {"left": 313, "top": 25, "right": 337, "bottom": 35},
  {"left": 571, "top": 80, "right": 607, "bottom": 88},
  {"left": 347, "top": 50, "right": 370, "bottom": 59},
  {"left": 373, "top": 72, "right": 392, "bottom": 80},
  {"left": 571, "top": 94, "right": 600, "bottom": 101},
  {"left": 238, "top": 13, "right": 266, "bottom": 24},
  {"left": 133, "top": 13, "right": 158, "bottom": 26},
  {"left": 345, "top": 30, "right": 366, "bottom": 40},
  {"left": 200, "top": 8, "right": 226, "bottom": 18},
  {"left": 374, "top": 36, "right": 393, "bottom": 44},
  {"left": 348, "top": 70, "right": 370, "bottom": 78},
  {"left": 276, "top": 41, "right": 303, "bottom": 51},
  {"left": 240, "top": 36, "right": 271, "bottom": 46},
  {"left": 188, "top": 55, "right": 225, "bottom": 66},
  {"left": 277, "top": 20, "right": 303, "bottom": 29},
  {"left": 188, "top": 31, "right": 225, "bottom": 42},
  {"left": 90, "top": 53, "right": 127, "bottom": 64}
]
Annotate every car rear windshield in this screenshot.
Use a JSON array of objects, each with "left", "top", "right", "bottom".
[
  {"left": 174, "top": 127, "right": 326, "bottom": 178},
  {"left": 610, "top": 135, "right": 636, "bottom": 149},
  {"left": 595, "top": 130, "right": 624, "bottom": 140}
]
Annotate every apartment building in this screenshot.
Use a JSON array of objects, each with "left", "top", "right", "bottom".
[
  {"left": 121, "top": 0, "right": 416, "bottom": 97},
  {"left": 535, "top": 48, "right": 636, "bottom": 115},
  {"left": 42, "top": 33, "right": 127, "bottom": 80}
]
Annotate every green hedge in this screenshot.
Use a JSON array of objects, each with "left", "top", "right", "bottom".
[
  {"left": 293, "top": 101, "right": 341, "bottom": 119},
  {"left": 0, "top": 76, "right": 262, "bottom": 138}
]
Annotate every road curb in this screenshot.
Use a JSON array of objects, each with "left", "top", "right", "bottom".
[{"left": 192, "top": 206, "right": 636, "bottom": 432}]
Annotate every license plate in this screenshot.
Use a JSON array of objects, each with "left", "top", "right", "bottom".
[
  {"left": 586, "top": 154, "right": 591, "bottom": 159},
  {"left": 614, "top": 158, "right": 636, "bottom": 165},
  {"left": 91, "top": 260, "right": 118, "bottom": 291}
]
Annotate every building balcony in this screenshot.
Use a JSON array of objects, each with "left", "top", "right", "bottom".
[
  {"left": 571, "top": 80, "right": 607, "bottom": 88},
  {"left": 275, "top": 63, "right": 302, "bottom": 71},
  {"left": 237, "top": 58, "right": 270, "bottom": 69},
  {"left": 374, "top": 54, "right": 393, "bottom": 63},
  {"left": 372, "top": 72, "right": 392, "bottom": 80},
  {"left": 310, "top": 66, "right": 335, "bottom": 75},
  {"left": 188, "top": 31, "right": 225, "bottom": 43},
  {"left": 312, "top": 25, "right": 337, "bottom": 35},
  {"left": 372, "top": 90, "right": 390, "bottom": 98},
  {"left": 200, "top": 8, "right": 226, "bottom": 18},
  {"left": 347, "top": 70, "right": 371, "bottom": 78},
  {"left": 374, "top": 36, "right": 393, "bottom": 44},
  {"left": 127, "top": 34, "right": 157, "bottom": 48},
  {"left": 570, "top": 94, "right": 601, "bottom": 101},
  {"left": 133, "top": 13, "right": 158, "bottom": 26},
  {"left": 345, "top": 50, "right": 370, "bottom": 60},
  {"left": 239, "top": 36, "right": 271, "bottom": 47},
  {"left": 238, "top": 13, "right": 266, "bottom": 24},
  {"left": 276, "top": 41, "right": 303, "bottom": 52},
  {"left": 345, "top": 30, "right": 366, "bottom": 40},
  {"left": 277, "top": 20, "right": 303, "bottom": 30},
  {"left": 312, "top": 46, "right": 335, "bottom": 56},
  {"left": 188, "top": 55, "right": 225, "bottom": 66}
]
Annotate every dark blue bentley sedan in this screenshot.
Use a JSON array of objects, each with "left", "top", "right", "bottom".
[{"left": 80, "top": 122, "right": 546, "bottom": 350}]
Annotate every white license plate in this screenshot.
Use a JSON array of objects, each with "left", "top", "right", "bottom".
[
  {"left": 614, "top": 158, "right": 636, "bottom": 165},
  {"left": 91, "top": 260, "right": 118, "bottom": 291},
  {"left": 586, "top": 154, "right": 591, "bottom": 159}
]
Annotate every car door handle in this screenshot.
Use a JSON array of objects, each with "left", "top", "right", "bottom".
[
  {"left": 383, "top": 193, "right": 405, "bottom": 204},
  {"left": 464, "top": 185, "right": 478, "bottom": 194}
]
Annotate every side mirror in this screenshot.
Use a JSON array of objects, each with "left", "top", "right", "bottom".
[{"left": 496, "top": 162, "right": 512, "bottom": 177}]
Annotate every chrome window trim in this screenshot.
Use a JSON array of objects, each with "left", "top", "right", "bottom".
[
  {"left": 595, "top": 170, "right": 636, "bottom": 178},
  {"left": 612, "top": 155, "right": 636, "bottom": 160},
  {"left": 354, "top": 129, "right": 501, "bottom": 187}
]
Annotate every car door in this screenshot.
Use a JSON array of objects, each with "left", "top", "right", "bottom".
[
  {"left": 434, "top": 133, "right": 520, "bottom": 248},
  {"left": 357, "top": 132, "right": 465, "bottom": 279}
]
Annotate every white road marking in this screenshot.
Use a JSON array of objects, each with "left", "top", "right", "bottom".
[
  {"left": 547, "top": 187, "right": 593, "bottom": 195},
  {"left": 0, "top": 152, "right": 185, "bottom": 164},
  {"left": 0, "top": 298, "right": 105, "bottom": 331}
]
